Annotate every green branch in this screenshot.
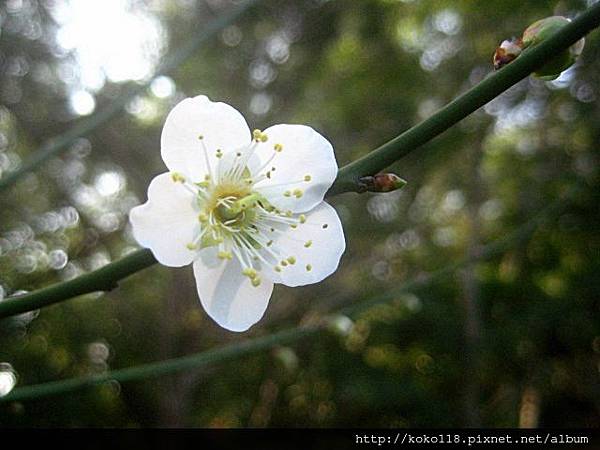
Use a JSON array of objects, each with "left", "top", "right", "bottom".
[
  {"left": 0, "top": 249, "right": 156, "bottom": 318},
  {"left": 0, "top": 0, "right": 261, "bottom": 192},
  {"left": 0, "top": 194, "right": 569, "bottom": 403},
  {"left": 329, "top": 2, "right": 600, "bottom": 195},
  {"left": 0, "top": 4, "right": 598, "bottom": 319}
]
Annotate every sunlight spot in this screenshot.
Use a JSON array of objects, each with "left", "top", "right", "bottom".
[
  {"left": 51, "top": 0, "right": 164, "bottom": 90},
  {"left": 150, "top": 76, "right": 176, "bottom": 99},
  {"left": 0, "top": 363, "right": 17, "bottom": 397},
  {"left": 69, "top": 90, "right": 96, "bottom": 116},
  {"left": 95, "top": 171, "right": 125, "bottom": 196}
]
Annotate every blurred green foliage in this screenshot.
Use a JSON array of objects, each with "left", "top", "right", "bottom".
[{"left": 0, "top": 0, "right": 598, "bottom": 427}]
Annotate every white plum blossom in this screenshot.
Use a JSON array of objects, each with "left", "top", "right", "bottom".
[{"left": 129, "top": 95, "right": 346, "bottom": 332}]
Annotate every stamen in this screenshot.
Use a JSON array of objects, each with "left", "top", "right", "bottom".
[
  {"left": 171, "top": 172, "right": 186, "bottom": 183},
  {"left": 198, "top": 134, "right": 214, "bottom": 180},
  {"left": 218, "top": 250, "right": 233, "bottom": 260}
]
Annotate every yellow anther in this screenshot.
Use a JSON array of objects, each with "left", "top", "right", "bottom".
[
  {"left": 198, "top": 134, "right": 204, "bottom": 140},
  {"left": 267, "top": 240, "right": 273, "bottom": 247},
  {"left": 299, "top": 214, "right": 306, "bottom": 224},
  {"left": 284, "top": 190, "right": 291, "bottom": 197},
  {"left": 186, "top": 243, "right": 198, "bottom": 250},
  {"left": 260, "top": 133, "right": 268, "bottom": 142},
  {"left": 266, "top": 171, "right": 271, "bottom": 179},
  {"left": 216, "top": 149, "right": 223, "bottom": 158},
  {"left": 285, "top": 210, "right": 293, "bottom": 218},
  {"left": 306, "top": 264, "right": 312, "bottom": 272},
  {"left": 291, "top": 224, "right": 297, "bottom": 229},
  {"left": 274, "top": 265, "right": 282, "bottom": 273},
  {"left": 198, "top": 212, "right": 208, "bottom": 222},
  {"left": 253, "top": 129, "right": 262, "bottom": 141},
  {"left": 304, "top": 175, "right": 312, "bottom": 182},
  {"left": 242, "top": 267, "right": 257, "bottom": 279},
  {"left": 204, "top": 174, "right": 211, "bottom": 181},
  {"left": 293, "top": 189, "right": 303, "bottom": 199},
  {"left": 245, "top": 179, "right": 253, "bottom": 185},
  {"left": 274, "top": 143, "right": 283, "bottom": 152},
  {"left": 304, "top": 240, "right": 312, "bottom": 248},
  {"left": 281, "top": 260, "right": 288, "bottom": 267},
  {"left": 218, "top": 251, "right": 233, "bottom": 260},
  {"left": 171, "top": 172, "right": 186, "bottom": 183},
  {"left": 287, "top": 256, "right": 296, "bottom": 265},
  {"left": 251, "top": 277, "right": 262, "bottom": 287},
  {"left": 197, "top": 180, "right": 210, "bottom": 188}
]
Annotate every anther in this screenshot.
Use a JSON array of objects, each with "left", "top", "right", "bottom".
[
  {"left": 198, "top": 135, "right": 204, "bottom": 140},
  {"left": 198, "top": 212, "right": 208, "bottom": 222},
  {"left": 304, "top": 175, "right": 312, "bottom": 182},
  {"left": 274, "top": 143, "right": 283, "bottom": 152},
  {"left": 284, "top": 190, "right": 291, "bottom": 197},
  {"left": 216, "top": 149, "right": 223, "bottom": 158},
  {"left": 242, "top": 267, "right": 257, "bottom": 279},
  {"left": 253, "top": 129, "right": 262, "bottom": 141},
  {"left": 274, "top": 265, "right": 282, "bottom": 273},
  {"left": 293, "top": 189, "right": 303, "bottom": 199},
  {"left": 299, "top": 215, "right": 306, "bottom": 224},
  {"left": 171, "top": 172, "right": 186, "bottom": 183},
  {"left": 304, "top": 240, "right": 312, "bottom": 248},
  {"left": 251, "top": 277, "right": 262, "bottom": 287},
  {"left": 218, "top": 251, "right": 233, "bottom": 260},
  {"left": 186, "top": 243, "right": 198, "bottom": 250},
  {"left": 287, "top": 256, "right": 296, "bottom": 265},
  {"left": 306, "top": 264, "right": 312, "bottom": 272}
]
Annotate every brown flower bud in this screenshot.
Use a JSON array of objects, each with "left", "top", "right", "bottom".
[{"left": 358, "top": 173, "right": 407, "bottom": 193}]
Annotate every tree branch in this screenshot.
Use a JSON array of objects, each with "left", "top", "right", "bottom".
[
  {"left": 0, "top": 4, "right": 598, "bottom": 319},
  {"left": 328, "top": 2, "right": 600, "bottom": 195},
  {"left": 0, "top": 192, "right": 570, "bottom": 403}
]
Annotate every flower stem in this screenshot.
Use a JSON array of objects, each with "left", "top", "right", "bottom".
[{"left": 0, "top": 4, "right": 598, "bottom": 319}]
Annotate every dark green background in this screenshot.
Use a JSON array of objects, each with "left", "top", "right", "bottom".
[{"left": 0, "top": 0, "right": 598, "bottom": 427}]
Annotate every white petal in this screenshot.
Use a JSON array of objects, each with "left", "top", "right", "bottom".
[
  {"left": 262, "top": 202, "right": 345, "bottom": 287},
  {"left": 161, "top": 95, "right": 251, "bottom": 182},
  {"left": 251, "top": 124, "right": 338, "bottom": 213},
  {"left": 129, "top": 172, "right": 199, "bottom": 267},
  {"left": 193, "top": 249, "right": 274, "bottom": 332}
]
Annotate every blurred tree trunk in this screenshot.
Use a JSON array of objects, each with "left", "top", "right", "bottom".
[
  {"left": 459, "top": 135, "right": 486, "bottom": 427},
  {"left": 156, "top": 268, "right": 198, "bottom": 427}
]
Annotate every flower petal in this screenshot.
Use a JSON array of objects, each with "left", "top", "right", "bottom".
[
  {"left": 129, "top": 172, "right": 199, "bottom": 267},
  {"left": 261, "top": 202, "right": 345, "bottom": 287},
  {"left": 161, "top": 95, "right": 251, "bottom": 182},
  {"left": 193, "top": 249, "right": 274, "bottom": 332},
  {"left": 251, "top": 124, "right": 338, "bottom": 213}
]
